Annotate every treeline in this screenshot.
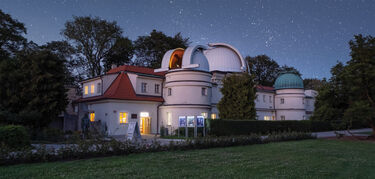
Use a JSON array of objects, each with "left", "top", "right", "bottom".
[{"left": 311, "top": 35, "right": 375, "bottom": 135}]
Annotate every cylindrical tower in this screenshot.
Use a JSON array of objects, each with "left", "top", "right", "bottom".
[{"left": 274, "top": 72, "right": 306, "bottom": 120}]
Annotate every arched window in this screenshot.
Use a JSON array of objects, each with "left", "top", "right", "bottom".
[{"left": 169, "top": 49, "right": 184, "bottom": 69}]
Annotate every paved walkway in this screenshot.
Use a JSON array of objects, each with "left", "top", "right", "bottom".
[{"left": 312, "top": 128, "right": 372, "bottom": 138}]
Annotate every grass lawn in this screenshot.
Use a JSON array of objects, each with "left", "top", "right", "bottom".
[{"left": 1, "top": 139, "right": 374, "bottom": 178}]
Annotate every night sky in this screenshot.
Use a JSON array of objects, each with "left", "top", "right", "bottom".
[{"left": 1, "top": 0, "right": 374, "bottom": 79}]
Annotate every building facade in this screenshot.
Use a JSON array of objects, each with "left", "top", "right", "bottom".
[{"left": 77, "top": 43, "right": 317, "bottom": 136}]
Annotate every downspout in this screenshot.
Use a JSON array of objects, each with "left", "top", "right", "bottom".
[{"left": 156, "top": 77, "right": 165, "bottom": 135}]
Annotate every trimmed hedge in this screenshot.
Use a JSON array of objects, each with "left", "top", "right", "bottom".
[
  {"left": 0, "top": 125, "right": 30, "bottom": 149},
  {"left": 208, "top": 119, "right": 368, "bottom": 136}
]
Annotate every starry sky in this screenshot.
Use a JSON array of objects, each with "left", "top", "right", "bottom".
[{"left": 1, "top": 0, "right": 374, "bottom": 79}]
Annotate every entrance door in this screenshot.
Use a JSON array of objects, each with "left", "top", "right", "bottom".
[{"left": 140, "top": 117, "right": 151, "bottom": 134}]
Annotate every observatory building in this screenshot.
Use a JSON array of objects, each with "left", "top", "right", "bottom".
[{"left": 77, "top": 43, "right": 317, "bottom": 136}]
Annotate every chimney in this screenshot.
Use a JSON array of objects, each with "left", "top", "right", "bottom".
[{"left": 111, "top": 64, "right": 117, "bottom": 69}]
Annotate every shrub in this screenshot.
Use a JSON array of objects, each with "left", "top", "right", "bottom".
[
  {"left": 0, "top": 132, "right": 314, "bottom": 166},
  {"left": 0, "top": 125, "right": 30, "bottom": 149},
  {"left": 208, "top": 119, "right": 368, "bottom": 136},
  {"left": 32, "top": 128, "right": 65, "bottom": 142}
]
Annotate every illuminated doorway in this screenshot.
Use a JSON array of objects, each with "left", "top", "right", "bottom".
[{"left": 140, "top": 112, "right": 151, "bottom": 134}]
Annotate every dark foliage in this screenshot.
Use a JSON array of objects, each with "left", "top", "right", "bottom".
[
  {"left": 303, "top": 78, "right": 325, "bottom": 90},
  {"left": 246, "top": 55, "right": 280, "bottom": 86},
  {"left": 62, "top": 16, "right": 122, "bottom": 77},
  {"left": 0, "top": 50, "right": 68, "bottom": 128},
  {"left": 0, "top": 9, "right": 27, "bottom": 59},
  {"left": 103, "top": 37, "right": 134, "bottom": 72},
  {"left": 0, "top": 125, "right": 30, "bottom": 149},
  {"left": 218, "top": 73, "right": 257, "bottom": 120},
  {"left": 133, "top": 29, "right": 189, "bottom": 68}
]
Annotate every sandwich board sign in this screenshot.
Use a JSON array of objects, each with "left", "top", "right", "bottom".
[{"left": 126, "top": 122, "right": 141, "bottom": 141}]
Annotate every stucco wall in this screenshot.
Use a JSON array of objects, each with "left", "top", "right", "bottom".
[
  {"left": 87, "top": 100, "right": 161, "bottom": 136},
  {"left": 164, "top": 71, "right": 212, "bottom": 105},
  {"left": 135, "top": 76, "right": 163, "bottom": 96}
]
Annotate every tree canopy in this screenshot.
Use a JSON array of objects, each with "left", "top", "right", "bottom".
[
  {"left": 133, "top": 30, "right": 189, "bottom": 69},
  {"left": 217, "top": 73, "right": 257, "bottom": 120},
  {"left": 103, "top": 37, "right": 134, "bottom": 72},
  {"left": 0, "top": 50, "right": 68, "bottom": 128},
  {"left": 0, "top": 9, "right": 26, "bottom": 59},
  {"left": 246, "top": 55, "right": 279, "bottom": 86},
  {"left": 246, "top": 55, "right": 302, "bottom": 86},
  {"left": 62, "top": 16, "right": 123, "bottom": 77}
]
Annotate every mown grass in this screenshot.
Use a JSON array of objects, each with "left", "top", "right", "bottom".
[{"left": 1, "top": 139, "right": 374, "bottom": 178}]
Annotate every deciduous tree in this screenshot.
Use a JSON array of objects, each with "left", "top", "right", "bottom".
[
  {"left": 246, "top": 55, "right": 279, "bottom": 86},
  {"left": 62, "top": 16, "right": 122, "bottom": 77},
  {"left": 133, "top": 30, "right": 189, "bottom": 68},
  {"left": 0, "top": 9, "right": 26, "bottom": 59},
  {"left": 103, "top": 37, "right": 134, "bottom": 72}
]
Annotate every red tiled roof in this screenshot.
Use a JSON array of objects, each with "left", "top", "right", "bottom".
[
  {"left": 76, "top": 73, "right": 164, "bottom": 103},
  {"left": 107, "top": 65, "right": 166, "bottom": 77},
  {"left": 256, "top": 85, "right": 275, "bottom": 91}
]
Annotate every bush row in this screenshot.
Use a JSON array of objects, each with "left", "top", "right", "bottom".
[
  {"left": 207, "top": 119, "right": 368, "bottom": 136},
  {"left": 0, "top": 131, "right": 315, "bottom": 166}
]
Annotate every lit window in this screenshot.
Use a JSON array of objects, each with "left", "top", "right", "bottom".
[
  {"left": 97, "top": 83, "right": 101, "bottom": 94},
  {"left": 269, "top": 96, "right": 272, "bottom": 103},
  {"left": 201, "top": 112, "right": 208, "bottom": 118},
  {"left": 264, "top": 116, "right": 270, "bottom": 120},
  {"left": 167, "top": 112, "right": 172, "bottom": 126},
  {"left": 141, "top": 83, "right": 147, "bottom": 93},
  {"left": 90, "top": 112, "right": 95, "bottom": 122},
  {"left": 263, "top": 95, "right": 266, "bottom": 102},
  {"left": 119, "top": 112, "right": 127, "bottom": 124},
  {"left": 202, "top": 88, "right": 207, "bottom": 96},
  {"left": 155, "top": 84, "right": 160, "bottom": 94},
  {"left": 211, "top": 113, "right": 217, "bottom": 119},
  {"left": 90, "top": 84, "right": 95, "bottom": 94},
  {"left": 272, "top": 116, "right": 275, "bottom": 120},
  {"left": 84, "top": 86, "right": 88, "bottom": 95},
  {"left": 168, "top": 88, "right": 172, "bottom": 96},
  {"left": 280, "top": 98, "right": 285, "bottom": 104},
  {"left": 281, "top": 115, "right": 285, "bottom": 120}
]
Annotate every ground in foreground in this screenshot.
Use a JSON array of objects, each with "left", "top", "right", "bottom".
[{"left": 1, "top": 139, "right": 374, "bottom": 178}]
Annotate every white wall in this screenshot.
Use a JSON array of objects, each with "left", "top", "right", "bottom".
[
  {"left": 136, "top": 76, "right": 163, "bottom": 96},
  {"left": 255, "top": 91, "right": 274, "bottom": 110},
  {"left": 164, "top": 71, "right": 212, "bottom": 105},
  {"left": 87, "top": 100, "right": 161, "bottom": 136}
]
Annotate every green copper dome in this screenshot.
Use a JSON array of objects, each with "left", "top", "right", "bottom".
[{"left": 274, "top": 72, "right": 304, "bottom": 90}]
